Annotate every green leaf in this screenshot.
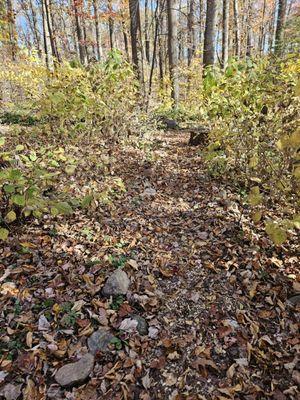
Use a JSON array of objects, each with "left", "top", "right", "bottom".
[
  {"left": 0, "top": 137, "right": 5, "bottom": 147},
  {"left": 16, "top": 144, "right": 25, "bottom": 151},
  {"left": 29, "top": 151, "right": 37, "bottom": 161},
  {"left": 265, "top": 221, "right": 287, "bottom": 246},
  {"left": 51, "top": 202, "right": 73, "bottom": 216},
  {"left": 0, "top": 228, "right": 9, "bottom": 240},
  {"left": 12, "top": 194, "right": 25, "bottom": 206},
  {"left": 65, "top": 165, "right": 76, "bottom": 175},
  {"left": 5, "top": 211, "right": 17, "bottom": 223},
  {"left": 4, "top": 184, "right": 15, "bottom": 194},
  {"left": 81, "top": 194, "right": 93, "bottom": 208},
  {"left": 248, "top": 186, "right": 263, "bottom": 206}
]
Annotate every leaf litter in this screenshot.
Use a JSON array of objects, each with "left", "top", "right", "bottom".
[{"left": 0, "top": 131, "right": 299, "bottom": 399}]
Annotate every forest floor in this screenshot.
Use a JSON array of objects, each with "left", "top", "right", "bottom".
[{"left": 0, "top": 130, "right": 299, "bottom": 400}]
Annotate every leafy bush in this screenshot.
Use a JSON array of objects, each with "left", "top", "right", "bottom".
[
  {"left": 35, "top": 50, "right": 139, "bottom": 138},
  {"left": 200, "top": 55, "right": 300, "bottom": 244}
]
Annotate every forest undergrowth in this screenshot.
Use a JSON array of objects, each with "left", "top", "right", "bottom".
[{"left": 0, "top": 52, "right": 299, "bottom": 399}]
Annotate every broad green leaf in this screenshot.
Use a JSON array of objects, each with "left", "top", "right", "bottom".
[
  {"left": 29, "top": 151, "right": 37, "bottom": 161},
  {"left": 4, "top": 184, "right": 15, "bottom": 194},
  {"left": 16, "top": 144, "right": 25, "bottom": 151},
  {"left": 65, "top": 165, "right": 76, "bottom": 175},
  {"left": 0, "top": 228, "right": 9, "bottom": 240},
  {"left": 51, "top": 202, "right": 73, "bottom": 216},
  {"left": 252, "top": 211, "right": 262, "bottom": 223},
  {"left": 265, "top": 222, "right": 287, "bottom": 246},
  {"left": 249, "top": 156, "right": 259, "bottom": 168},
  {"left": 81, "top": 194, "right": 93, "bottom": 208},
  {"left": 292, "top": 214, "right": 300, "bottom": 229},
  {"left": 0, "top": 137, "right": 5, "bottom": 147},
  {"left": 5, "top": 211, "right": 17, "bottom": 223},
  {"left": 248, "top": 186, "right": 263, "bottom": 206},
  {"left": 12, "top": 194, "right": 25, "bottom": 206}
]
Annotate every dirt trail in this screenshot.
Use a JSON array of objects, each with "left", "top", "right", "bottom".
[{"left": 0, "top": 131, "right": 298, "bottom": 399}]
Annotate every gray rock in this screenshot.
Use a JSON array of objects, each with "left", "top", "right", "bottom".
[
  {"left": 87, "top": 329, "right": 115, "bottom": 355},
  {"left": 0, "top": 384, "right": 22, "bottom": 400},
  {"left": 287, "top": 295, "right": 300, "bottom": 305},
  {"left": 55, "top": 353, "right": 94, "bottom": 387},
  {"left": 102, "top": 269, "right": 130, "bottom": 296},
  {"left": 132, "top": 315, "right": 148, "bottom": 335}
]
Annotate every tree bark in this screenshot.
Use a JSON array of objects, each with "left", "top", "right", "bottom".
[
  {"left": 203, "top": 0, "right": 218, "bottom": 68},
  {"left": 233, "top": 0, "right": 241, "bottom": 57},
  {"left": 258, "top": 0, "right": 267, "bottom": 54},
  {"left": 129, "top": 0, "right": 142, "bottom": 80},
  {"left": 167, "top": 0, "right": 179, "bottom": 105},
  {"left": 41, "top": 0, "right": 49, "bottom": 68},
  {"left": 6, "top": 0, "right": 17, "bottom": 60},
  {"left": 221, "top": 0, "right": 229, "bottom": 68},
  {"left": 144, "top": 0, "right": 150, "bottom": 63},
  {"left": 73, "top": 0, "right": 86, "bottom": 64},
  {"left": 187, "top": 0, "right": 196, "bottom": 66},
  {"left": 92, "top": 0, "right": 101, "bottom": 60},
  {"left": 108, "top": 0, "right": 114, "bottom": 50},
  {"left": 275, "top": 0, "right": 287, "bottom": 54}
]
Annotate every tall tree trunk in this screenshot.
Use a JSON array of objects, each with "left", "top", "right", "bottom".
[
  {"left": 258, "top": 0, "right": 267, "bottom": 54},
  {"left": 221, "top": 0, "right": 229, "bottom": 68},
  {"left": 92, "top": 0, "right": 101, "bottom": 60},
  {"left": 129, "top": 0, "right": 142, "bottom": 79},
  {"left": 274, "top": 0, "right": 287, "bottom": 54},
  {"left": 44, "top": 0, "right": 60, "bottom": 62},
  {"left": 29, "top": 0, "right": 42, "bottom": 57},
  {"left": 187, "top": 0, "right": 196, "bottom": 66},
  {"left": 73, "top": 0, "right": 86, "bottom": 64},
  {"left": 144, "top": 0, "right": 150, "bottom": 63},
  {"left": 122, "top": 20, "right": 130, "bottom": 59},
  {"left": 6, "top": 0, "right": 17, "bottom": 60},
  {"left": 199, "top": 0, "right": 204, "bottom": 61},
  {"left": 148, "top": 0, "right": 160, "bottom": 100},
  {"left": 233, "top": 0, "right": 241, "bottom": 57},
  {"left": 82, "top": 14, "right": 89, "bottom": 61},
  {"left": 41, "top": 0, "right": 49, "bottom": 68},
  {"left": 245, "top": 0, "right": 253, "bottom": 57},
  {"left": 108, "top": 0, "right": 114, "bottom": 50},
  {"left": 167, "top": 0, "right": 179, "bottom": 105},
  {"left": 203, "top": 0, "right": 218, "bottom": 68}
]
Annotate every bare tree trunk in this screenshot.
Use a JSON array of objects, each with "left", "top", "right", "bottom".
[
  {"left": 82, "top": 14, "right": 89, "bottom": 61},
  {"left": 108, "top": 0, "right": 114, "bottom": 50},
  {"left": 73, "top": 0, "right": 86, "bottom": 64},
  {"left": 41, "top": 0, "right": 49, "bottom": 68},
  {"left": 203, "top": 0, "right": 218, "bottom": 68},
  {"left": 148, "top": 0, "right": 160, "bottom": 99},
  {"left": 6, "top": 0, "right": 17, "bottom": 60},
  {"left": 221, "top": 0, "right": 229, "bottom": 68},
  {"left": 92, "top": 0, "right": 101, "bottom": 60},
  {"left": 29, "top": 0, "right": 42, "bottom": 57},
  {"left": 245, "top": 0, "right": 253, "bottom": 57},
  {"left": 122, "top": 21, "right": 130, "bottom": 59},
  {"left": 129, "top": 0, "right": 142, "bottom": 80},
  {"left": 233, "top": 0, "right": 241, "bottom": 57},
  {"left": 199, "top": 0, "right": 204, "bottom": 61},
  {"left": 258, "top": 0, "right": 267, "bottom": 54},
  {"left": 44, "top": 0, "right": 60, "bottom": 62},
  {"left": 275, "top": 0, "right": 287, "bottom": 54},
  {"left": 167, "top": 0, "right": 179, "bottom": 105},
  {"left": 145, "top": 0, "right": 150, "bottom": 63},
  {"left": 187, "top": 0, "right": 196, "bottom": 66}
]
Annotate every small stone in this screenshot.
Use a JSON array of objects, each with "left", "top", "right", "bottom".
[
  {"left": 141, "top": 188, "right": 157, "bottom": 197},
  {"left": 0, "top": 383, "right": 22, "bottom": 400},
  {"left": 38, "top": 314, "right": 50, "bottom": 331},
  {"left": 287, "top": 295, "right": 300, "bottom": 305},
  {"left": 131, "top": 315, "right": 148, "bottom": 335},
  {"left": 102, "top": 269, "right": 130, "bottom": 297},
  {"left": 88, "top": 329, "right": 115, "bottom": 355},
  {"left": 55, "top": 353, "right": 94, "bottom": 387}
]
